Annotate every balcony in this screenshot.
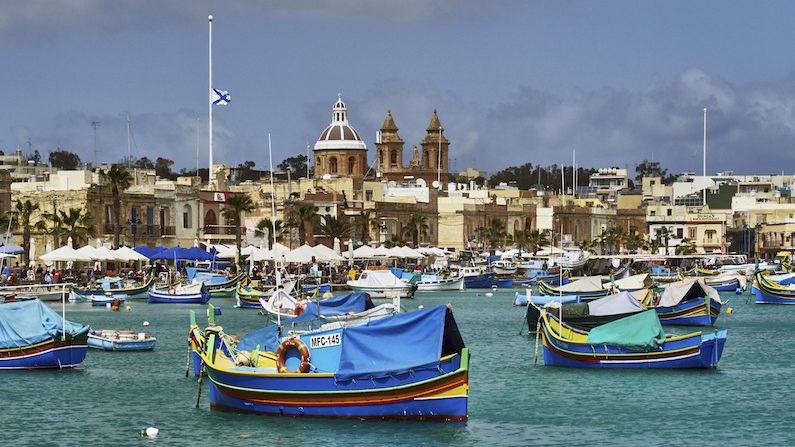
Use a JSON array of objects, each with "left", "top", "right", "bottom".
[
  {"left": 104, "top": 223, "right": 162, "bottom": 237},
  {"left": 203, "top": 224, "right": 237, "bottom": 235}
]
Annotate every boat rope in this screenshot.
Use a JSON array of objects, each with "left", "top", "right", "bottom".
[{"left": 533, "top": 318, "right": 541, "bottom": 367}]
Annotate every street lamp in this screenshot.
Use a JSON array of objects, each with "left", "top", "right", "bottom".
[{"left": 128, "top": 218, "right": 142, "bottom": 247}]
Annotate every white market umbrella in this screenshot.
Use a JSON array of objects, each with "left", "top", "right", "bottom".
[
  {"left": 40, "top": 245, "right": 93, "bottom": 262},
  {"left": 333, "top": 237, "right": 341, "bottom": 254},
  {"left": 371, "top": 245, "right": 391, "bottom": 257},
  {"left": 352, "top": 245, "right": 376, "bottom": 259},
  {"left": 312, "top": 244, "right": 345, "bottom": 262},
  {"left": 28, "top": 238, "right": 36, "bottom": 267},
  {"left": 284, "top": 244, "right": 316, "bottom": 263},
  {"left": 113, "top": 246, "right": 149, "bottom": 261},
  {"left": 396, "top": 246, "right": 425, "bottom": 259},
  {"left": 241, "top": 244, "right": 258, "bottom": 256}
]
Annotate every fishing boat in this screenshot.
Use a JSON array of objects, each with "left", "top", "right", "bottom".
[
  {"left": 491, "top": 260, "right": 517, "bottom": 275},
  {"left": 236, "top": 280, "right": 296, "bottom": 308},
  {"left": 260, "top": 289, "right": 307, "bottom": 320},
  {"left": 451, "top": 266, "right": 495, "bottom": 288},
  {"left": 72, "top": 276, "right": 153, "bottom": 301},
  {"left": 89, "top": 295, "right": 126, "bottom": 307},
  {"left": 493, "top": 275, "right": 514, "bottom": 288},
  {"left": 524, "top": 270, "right": 570, "bottom": 286},
  {"left": 704, "top": 275, "right": 742, "bottom": 292},
  {"left": 753, "top": 272, "right": 795, "bottom": 304},
  {"left": 513, "top": 291, "right": 580, "bottom": 306},
  {"left": 645, "top": 279, "right": 723, "bottom": 326},
  {"left": 538, "top": 277, "right": 611, "bottom": 300},
  {"left": 649, "top": 266, "right": 682, "bottom": 283},
  {"left": 148, "top": 282, "right": 211, "bottom": 304},
  {"left": 347, "top": 270, "right": 417, "bottom": 298},
  {"left": 270, "top": 292, "right": 399, "bottom": 331},
  {"left": 540, "top": 309, "right": 727, "bottom": 369},
  {"left": 191, "top": 271, "right": 246, "bottom": 297},
  {"left": 548, "top": 250, "right": 589, "bottom": 271},
  {"left": 526, "top": 290, "right": 650, "bottom": 330},
  {"left": 415, "top": 275, "right": 465, "bottom": 291},
  {"left": 302, "top": 282, "right": 332, "bottom": 293},
  {"left": 190, "top": 304, "right": 470, "bottom": 421},
  {"left": 608, "top": 273, "right": 652, "bottom": 292},
  {"left": 0, "top": 299, "right": 89, "bottom": 369},
  {"left": 87, "top": 330, "right": 156, "bottom": 351},
  {"left": 0, "top": 283, "right": 73, "bottom": 302}
]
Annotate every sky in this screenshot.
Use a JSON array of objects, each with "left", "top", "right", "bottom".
[{"left": 3, "top": 0, "right": 795, "bottom": 177}]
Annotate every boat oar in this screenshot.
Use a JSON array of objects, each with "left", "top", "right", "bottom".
[
  {"left": 194, "top": 361, "right": 203, "bottom": 408},
  {"left": 184, "top": 341, "right": 191, "bottom": 378}
]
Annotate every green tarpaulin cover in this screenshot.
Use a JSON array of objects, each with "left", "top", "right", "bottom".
[{"left": 585, "top": 310, "right": 665, "bottom": 349}]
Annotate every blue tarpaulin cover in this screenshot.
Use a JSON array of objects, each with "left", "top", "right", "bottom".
[
  {"left": 301, "top": 292, "right": 372, "bottom": 318},
  {"left": 335, "top": 305, "right": 448, "bottom": 381},
  {"left": 237, "top": 324, "right": 280, "bottom": 353},
  {"left": 0, "top": 299, "right": 89, "bottom": 349}
]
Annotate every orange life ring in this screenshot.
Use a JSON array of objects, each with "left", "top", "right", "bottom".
[
  {"left": 293, "top": 303, "right": 306, "bottom": 316},
  {"left": 276, "top": 337, "right": 311, "bottom": 373}
]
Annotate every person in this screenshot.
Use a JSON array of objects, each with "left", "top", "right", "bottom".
[
  {"left": 53, "top": 270, "right": 62, "bottom": 284},
  {"left": 44, "top": 270, "right": 52, "bottom": 284},
  {"left": 347, "top": 267, "right": 357, "bottom": 281}
]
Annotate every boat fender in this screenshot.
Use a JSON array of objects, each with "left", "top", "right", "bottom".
[
  {"left": 726, "top": 307, "right": 734, "bottom": 314},
  {"left": 276, "top": 337, "right": 311, "bottom": 373},
  {"left": 294, "top": 303, "right": 306, "bottom": 316}
]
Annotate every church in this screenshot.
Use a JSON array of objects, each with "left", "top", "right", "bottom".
[{"left": 312, "top": 96, "right": 450, "bottom": 185}]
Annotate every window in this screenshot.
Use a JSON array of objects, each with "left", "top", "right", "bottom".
[
  {"left": 390, "top": 150, "right": 398, "bottom": 168},
  {"left": 650, "top": 180, "right": 656, "bottom": 186},
  {"left": 676, "top": 228, "right": 683, "bottom": 238},
  {"left": 689, "top": 227, "right": 696, "bottom": 239},
  {"left": 666, "top": 208, "right": 672, "bottom": 216},
  {"left": 424, "top": 150, "right": 430, "bottom": 168},
  {"left": 329, "top": 157, "right": 338, "bottom": 174},
  {"left": 706, "top": 230, "right": 716, "bottom": 242},
  {"left": 183, "top": 204, "right": 192, "bottom": 229},
  {"left": 365, "top": 190, "right": 373, "bottom": 201},
  {"left": 650, "top": 210, "right": 656, "bottom": 216},
  {"left": 348, "top": 156, "right": 356, "bottom": 175}
]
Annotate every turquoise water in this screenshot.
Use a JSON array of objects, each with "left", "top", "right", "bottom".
[{"left": 2, "top": 289, "right": 793, "bottom": 446}]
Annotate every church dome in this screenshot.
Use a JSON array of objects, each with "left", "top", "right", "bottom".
[{"left": 314, "top": 95, "right": 367, "bottom": 151}]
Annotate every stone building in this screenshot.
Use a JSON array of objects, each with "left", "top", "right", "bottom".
[
  {"left": 312, "top": 96, "right": 368, "bottom": 179},
  {"left": 375, "top": 109, "right": 450, "bottom": 185}
]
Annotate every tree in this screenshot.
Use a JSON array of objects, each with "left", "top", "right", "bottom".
[
  {"left": 655, "top": 226, "right": 673, "bottom": 255},
  {"left": 384, "top": 234, "right": 407, "bottom": 249},
  {"left": 602, "top": 226, "right": 625, "bottom": 255},
  {"left": 255, "top": 218, "right": 284, "bottom": 247},
  {"left": 278, "top": 155, "right": 310, "bottom": 177},
  {"left": 155, "top": 157, "right": 175, "bottom": 179},
  {"left": 526, "top": 229, "right": 550, "bottom": 255},
  {"left": 57, "top": 208, "right": 95, "bottom": 247},
  {"left": 48, "top": 149, "right": 81, "bottom": 170},
  {"left": 402, "top": 213, "right": 429, "bottom": 248},
  {"left": 234, "top": 160, "right": 259, "bottom": 183},
  {"left": 488, "top": 162, "right": 597, "bottom": 192},
  {"left": 221, "top": 194, "right": 255, "bottom": 267},
  {"left": 295, "top": 205, "right": 317, "bottom": 245},
  {"left": 635, "top": 159, "right": 675, "bottom": 184},
  {"left": 622, "top": 231, "right": 645, "bottom": 253},
  {"left": 99, "top": 165, "right": 133, "bottom": 248},
  {"left": 0, "top": 210, "right": 16, "bottom": 236},
  {"left": 486, "top": 218, "right": 506, "bottom": 255},
  {"left": 676, "top": 238, "right": 697, "bottom": 255},
  {"left": 39, "top": 209, "right": 62, "bottom": 248},
  {"left": 507, "top": 230, "right": 529, "bottom": 253},
  {"left": 357, "top": 210, "right": 376, "bottom": 245},
  {"left": 134, "top": 157, "right": 155, "bottom": 169},
  {"left": 318, "top": 215, "right": 352, "bottom": 240},
  {"left": 15, "top": 200, "right": 43, "bottom": 265},
  {"left": 28, "top": 150, "right": 41, "bottom": 165}
]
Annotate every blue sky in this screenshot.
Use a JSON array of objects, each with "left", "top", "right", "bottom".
[{"left": 3, "top": 0, "right": 795, "bottom": 176}]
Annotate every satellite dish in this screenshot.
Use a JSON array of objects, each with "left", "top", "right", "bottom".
[
  {"left": 322, "top": 174, "right": 332, "bottom": 180},
  {"left": 431, "top": 180, "right": 440, "bottom": 189},
  {"left": 416, "top": 178, "right": 427, "bottom": 187}
]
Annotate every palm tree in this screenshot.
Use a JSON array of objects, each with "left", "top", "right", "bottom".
[
  {"left": 527, "top": 229, "right": 550, "bottom": 255},
  {"left": 602, "top": 226, "right": 625, "bottom": 255},
  {"left": 0, "top": 209, "right": 16, "bottom": 238},
  {"left": 318, "top": 215, "right": 352, "bottom": 240},
  {"left": 507, "top": 230, "right": 529, "bottom": 254},
  {"left": 486, "top": 218, "right": 506, "bottom": 255},
  {"left": 255, "top": 218, "right": 284, "bottom": 247},
  {"left": 99, "top": 165, "right": 133, "bottom": 248},
  {"left": 676, "top": 237, "right": 697, "bottom": 255},
  {"left": 295, "top": 205, "right": 317, "bottom": 246},
  {"left": 58, "top": 208, "right": 96, "bottom": 247},
  {"left": 622, "top": 232, "right": 644, "bottom": 253},
  {"left": 402, "top": 213, "right": 430, "bottom": 248},
  {"left": 15, "top": 200, "right": 44, "bottom": 265},
  {"left": 39, "top": 209, "right": 62, "bottom": 248},
  {"left": 221, "top": 193, "right": 255, "bottom": 266},
  {"left": 656, "top": 226, "right": 673, "bottom": 255},
  {"left": 357, "top": 210, "right": 376, "bottom": 245},
  {"left": 384, "top": 234, "right": 407, "bottom": 249}
]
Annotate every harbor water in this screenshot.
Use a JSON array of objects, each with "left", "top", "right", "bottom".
[{"left": 2, "top": 289, "right": 793, "bottom": 446}]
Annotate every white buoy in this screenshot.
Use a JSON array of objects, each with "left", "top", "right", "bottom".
[
  {"left": 142, "top": 427, "right": 159, "bottom": 438},
  {"left": 418, "top": 305, "right": 425, "bottom": 309},
  {"left": 143, "top": 321, "right": 150, "bottom": 327},
  {"left": 485, "top": 292, "right": 494, "bottom": 297}
]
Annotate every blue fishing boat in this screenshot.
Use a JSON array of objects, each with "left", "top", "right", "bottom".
[
  {"left": 704, "top": 276, "right": 741, "bottom": 292},
  {"left": 513, "top": 292, "right": 580, "bottom": 306},
  {"left": 540, "top": 309, "right": 727, "bottom": 369},
  {"left": 89, "top": 295, "right": 125, "bottom": 307},
  {"left": 87, "top": 330, "right": 156, "bottom": 351},
  {"left": 73, "top": 276, "right": 153, "bottom": 301},
  {"left": 538, "top": 277, "right": 610, "bottom": 300},
  {"left": 493, "top": 275, "right": 514, "bottom": 288},
  {"left": 753, "top": 272, "right": 795, "bottom": 304},
  {"left": 647, "top": 279, "right": 723, "bottom": 326},
  {"left": 191, "top": 304, "right": 470, "bottom": 421},
  {"left": 189, "top": 270, "right": 246, "bottom": 297},
  {"left": 0, "top": 299, "right": 89, "bottom": 369},
  {"left": 148, "top": 283, "right": 211, "bottom": 304}
]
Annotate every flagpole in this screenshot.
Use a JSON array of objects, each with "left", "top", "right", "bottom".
[
  {"left": 702, "top": 108, "right": 707, "bottom": 207},
  {"left": 208, "top": 15, "right": 214, "bottom": 184},
  {"left": 268, "top": 133, "right": 281, "bottom": 287}
]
